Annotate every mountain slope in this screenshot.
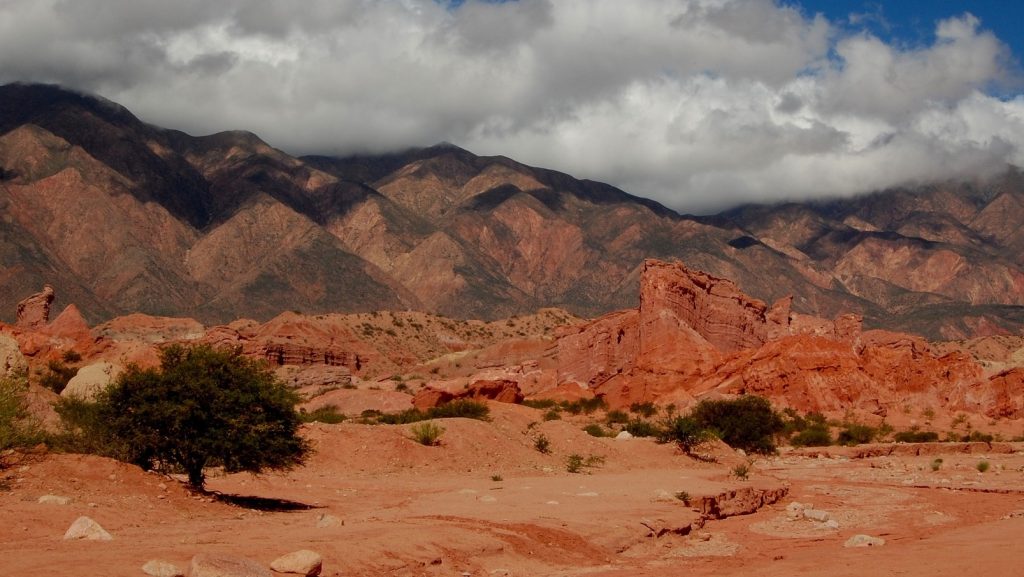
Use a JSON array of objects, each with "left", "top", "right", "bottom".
[{"left": 2, "top": 83, "right": 1024, "bottom": 339}]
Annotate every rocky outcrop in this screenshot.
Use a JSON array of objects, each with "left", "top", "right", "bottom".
[
  {"left": 413, "top": 379, "right": 523, "bottom": 409},
  {"left": 639, "top": 260, "right": 791, "bottom": 354},
  {"left": 694, "top": 486, "right": 790, "bottom": 520},
  {"left": 0, "top": 333, "right": 27, "bottom": 377},
  {"left": 16, "top": 285, "right": 54, "bottom": 328}
]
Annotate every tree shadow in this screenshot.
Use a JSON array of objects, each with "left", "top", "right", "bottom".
[{"left": 209, "top": 492, "right": 321, "bottom": 512}]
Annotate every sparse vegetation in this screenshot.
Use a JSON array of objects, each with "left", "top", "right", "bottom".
[
  {"left": 299, "top": 404, "right": 347, "bottom": 424},
  {"left": 629, "top": 402, "right": 658, "bottom": 418},
  {"left": 543, "top": 409, "right": 562, "bottom": 421},
  {"left": 976, "top": 460, "right": 990, "bottom": 473},
  {"left": 732, "top": 462, "right": 752, "bottom": 480},
  {"left": 674, "top": 491, "right": 690, "bottom": 504},
  {"left": 491, "top": 474, "right": 503, "bottom": 482},
  {"left": 38, "top": 359, "right": 78, "bottom": 394},
  {"left": 374, "top": 400, "right": 491, "bottom": 425},
  {"left": 534, "top": 433, "right": 551, "bottom": 454},
  {"left": 624, "top": 417, "right": 660, "bottom": 438},
  {"left": 565, "top": 453, "right": 604, "bottom": 474},
  {"left": 931, "top": 458, "right": 943, "bottom": 471},
  {"left": 583, "top": 423, "right": 609, "bottom": 437},
  {"left": 522, "top": 399, "right": 558, "bottom": 410},
  {"left": 893, "top": 429, "right": 940, "bottom": 443},
  {"left": 410, "top": 421, "right": 445, "bottom": 446},
  {"left": 0, "top": 376, "right": 43, "bottom": 459},
  {"left": 605, "top": 410, "right": 629, "bottom": 425}
]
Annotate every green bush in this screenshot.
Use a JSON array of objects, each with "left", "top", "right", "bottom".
[
  {"left": 428, "top": 399, "right": 490, "bottom": 420},
  {"left": 38, "top": 360, "right": 78, "bottom": 394},
  {"left": 410, "top": 421, "right": 444, "bottom": 446},
  {"left": 893, "top": 430, "right": 940, "bottom": 443},
  {"left": 976, "top": 460, "right": 990, "bottom": 473},
  {"left": 837, "top": 423, "right": 877, "bottom": 446},
  {"left": 543, "top": 409, "right": 562, "bottom": 421},
  {"left": 657, "top": 415, "right": 712, "bottom": 454},
  {"left": 534, "top": 433, "right": 551, "bottom": 454},
  {"left": 689, "top": 396, "right": 784, "bottom": 454},
  {"left": 560, "top": 397, "right": 607, "bottom": 415},
  {"left": 98, "top": 344, "right": 309, "bottom": 490},
  {"left": 624, "top": 418, "right": 660, "bottom": 438},
  {"left": 0, "top": 376, "right": 43, "bottom": 456},
  {"left": 566, "top": 453, "right": 604, "bottom": 474},
  {"left": 629, "top": 402, "right": 658, "bottom": 417},
  {"left": 299, "top": 405, "right": 347, "bottom": 424},
  {"left": 732, "top": 462, "right": 752, "bottom": 480},
  {"left": 605, "top": 410, "right": 629, "bottom": 425},
  {"left": 522, "top": 399, "right": 558, "bottom": 410},
  {"left": 583, "top": 423, "right": 609, "bottom": 437},
  {"left": 791, "top": 424, "right": 832, "bottom": 447}
]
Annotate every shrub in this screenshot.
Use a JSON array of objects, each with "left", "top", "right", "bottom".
[
  {"left": 791, "top": 424, "right": 832, "bottom": 447},
  {"left": 543, "top": 409, "right": 562, "bottom": 421},
  {"left": 629, "top": 402, "right": 658, "bottom": 418},
  {"left": 99, "top": 344, "right": 309, "bottom": 490},
  {"left": 732, "top": 462, "right": 752, "bottom": 480},
  {"left": 689, "top": 396, "right": 784, "bottom": 454},
  {"left": 566, "top": 453, "right": 604, "bottom": 473},
  {"left": 522, "top": 399, "right": 558, "bottom": 410},
  {"left": 410, "top": 421, "right": 445, "bottom": 446},
  {"left": 534, "top": 434, "right": 551, "bottom": 454},
  {"left": 299, "top": 405, "right": 347, "bottom": 424},
  {"left": 976, "top": 460, "right": 990, "bottom": 473},
  {"left": 491, "top": 474, "right": 503, "bottom": 482},
  {"left": 61, "top": 350, "right": 82, "bottom": 363},
  {"left": 583, "top": 423, "right": 609, "bottom": 437},
  {"left": 0, "top": 376, "right": 43, "bottom": 456},
  {"left": 605, "top": 410, "right": 629, "bottom": 425},
  {"left": 964, "top": 430, "right": 994, "bottom": 443},
  {"left": 893, "top": 430, "right": 940, "bottom": 443},
  {"left": 38, "top": 360, "right": 78, "bottom": 394},
  {"left": 624, "top": 418, "right": 660, "bottom": 438},
  {"left": 560, "top": 397, "right": 606, "bottom": 415},
  {"left": 657, "top": 416, "right": 712, "bottom": 454},
  {"left": 837, "top": 423, "right": 876, "bottom": 446},
  {"left": 428, "top": 399, "right": 490, "bottom": 420},
  {"left": 931, "top": 458, "right": 943, "bottom": 471},
  {"left": 675, "top": 491, "right": 690, "bottom": 504}
]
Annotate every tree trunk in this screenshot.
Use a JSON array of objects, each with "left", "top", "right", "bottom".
[{"left": 186, "top": 460, "right": 206, "bottom": 491}]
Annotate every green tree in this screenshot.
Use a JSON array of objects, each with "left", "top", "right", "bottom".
[
  {"left": 657, "top": 415, "right": 712, "bottom": 455},
  {"left": 101, "top": 344, "right": 309, "bottom": 490},
  {"left": 689, "top": 396, "right": 784, "bottom": 454}
]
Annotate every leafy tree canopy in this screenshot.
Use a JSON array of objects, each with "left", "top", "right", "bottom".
[{"left": 101, "top": 344, "right": 309, "bottom": 490}]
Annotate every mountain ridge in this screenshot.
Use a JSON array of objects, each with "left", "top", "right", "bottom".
[{"left": 2, "top": 82, "right": 1024, "bottom": 339}]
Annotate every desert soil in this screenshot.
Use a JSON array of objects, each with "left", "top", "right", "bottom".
[{"left": 2, "top": 404, "right": 1023, "bottom": 577}]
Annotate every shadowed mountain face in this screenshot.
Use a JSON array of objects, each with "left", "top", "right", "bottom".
[{"left": 2, "top": 83, "right": 1023, "bottom": 339}]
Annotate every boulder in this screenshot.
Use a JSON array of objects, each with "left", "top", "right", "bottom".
[
  {"left": 189, "top": 553, "right": 271, "bottom": 577},
  {"left": 142, "top": 560, "right": 185, "bottom": 577},
  {"left": 270, "top": 550, "right": 323, "bottom": 576},
  {"left": 37, "top": 494, "right": 72, "bottom": 505},
  {"left": 0, "top": 334, "right": 27, "bottom": 377},
  {"left": 61, "top": 362, "right": 120, "bottom": 401},
  {"left": 16, "top": 285, "right": 54, "bottom": 328},
  {"left": 844, "top": 534, "right": 886, "bottom": 548},
  {"left": 63, "top": 516, "right": 112, "bottom": 541}
]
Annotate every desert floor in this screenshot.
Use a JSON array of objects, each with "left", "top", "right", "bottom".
[{"left": 3, "top": 404, "right": 1023, "bottom": 577}]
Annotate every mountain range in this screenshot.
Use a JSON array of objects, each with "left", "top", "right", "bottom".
[{"left": 2, "top": 82, "right": 1023, "bottom": 340}]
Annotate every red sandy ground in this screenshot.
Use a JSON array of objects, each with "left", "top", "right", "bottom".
[{"left": 2, "top": 403, "right": 1023, "bottom": 577}]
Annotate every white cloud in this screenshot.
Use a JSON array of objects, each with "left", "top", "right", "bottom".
[{"left": 0, "top": 0, "right": 1019, "bottom": 212}]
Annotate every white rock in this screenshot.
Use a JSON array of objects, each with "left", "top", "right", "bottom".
[
  {"left": 38, "top": 495, "right": 72, "bottom": 505},
  {"left": 844, "top": 534, "right": 886, "bottom": 548},
  {"left": 478, "top": 495, "right": 497, "bottom": 503},
  {"left": 63, "top": 516, "right": 112, "bottom": 541},
  {"left": 270, "top": 550, "right": 323, "bottom": 576},
  {"left": 803, "top": 509, "right": 830, "bottom": 522},
  {"left": 0, "top": 334, "right": 27, "bottom": 378},
  {"left": 315, "top": 513, "right": 343, "bottom": 528},
  {"left": 142, "top": 560, "right": 185, "bottom": 577},
  {"left": 61, "top": 362, "right": 121, "bottom": 401},
  {"left": 615, "top": 431, "right": 634, "bottom": 440},
  {"left": 190, "top": 553, "right": 271, "bottom": 577},
  {"left": 824, "top": 519, "right": 840, "bottom": 529}
]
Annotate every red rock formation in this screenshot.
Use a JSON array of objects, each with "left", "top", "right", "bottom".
[
  {"left": 413, "top": 379, "right": 524, "bottom": 410},
  {"left": 16, "top": 285, "right": 54, "bottom": 328}
]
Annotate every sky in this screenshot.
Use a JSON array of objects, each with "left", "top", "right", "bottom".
[{"left": 1, "top": 0, "right": 1022, "bottom": 214}]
